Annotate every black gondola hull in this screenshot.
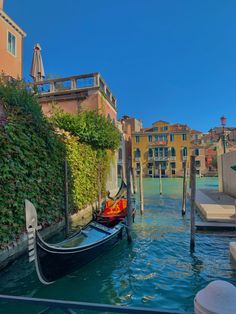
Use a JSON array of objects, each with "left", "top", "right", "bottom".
[{"left": 35, "top": 223, "right": 124, "bottom": 284}]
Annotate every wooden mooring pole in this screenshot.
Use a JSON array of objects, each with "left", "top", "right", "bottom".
[
  {"left": 64, "top": 159, "right": 70, "bottom": 237},
  {"left": 182, "top": 160, "right": 187, "bottom": 216},
  {"left": 190, "top": 155, "right": 196, "bottom": 252},
  {"left": 126, "top": 157, "right": 133, "bottom": 243},
  {"left": 159, "top": 164, "right": 163, "bottom": 195},
  {"left": 139, "top": 162, "right": 144, "bottom": 215},
  {"left": 131, "top": 167, "right": 137, "bottom": 194}
]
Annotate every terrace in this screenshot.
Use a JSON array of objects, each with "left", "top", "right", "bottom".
[{"left": 27, "top": 72, "right": 117, "bottom": 111}]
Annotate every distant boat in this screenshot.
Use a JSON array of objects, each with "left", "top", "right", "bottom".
[{"left": 25, "top": 182, "right": 135, "bottom": 284}]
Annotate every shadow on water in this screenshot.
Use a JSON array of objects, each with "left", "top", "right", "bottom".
[{"left": 0, "top": 177, "right": 236, "bottom": 313}]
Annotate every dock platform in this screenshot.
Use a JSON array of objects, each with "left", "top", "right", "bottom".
[
  {"left": 196, "top": 221, "right": 236, "bottom": 231},
  {"left": 195, "top": 189, "right": 236, "bottom": 223}
]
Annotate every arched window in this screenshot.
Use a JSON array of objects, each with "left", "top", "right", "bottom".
[
  {"left": 135, "top": 148, "right": 141, "bottom": 158},
  {"left": 148, "top": 148, "right": 153, "bottom": 157},
  {"left": 171, "top": 147, "right": 176, "bottom": 157},
  {"left": 182, "top": 147, "right": 188, "bottom": 157}
]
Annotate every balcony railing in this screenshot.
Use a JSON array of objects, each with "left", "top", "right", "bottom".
[
  {"left": 169, "top": 156, "right": 176, "bottom": 161},
  {"left": 135, "top": 157, "right": 141, "bottom": 162},
  {"left": 182, "top": 156, "right": 187, "bottom": 161},
  {"left": 27, "top": 73, "right": 117, "bottom": 109},
  {"left": 154, "top": 156, "right": 169, "bottom": 161}
]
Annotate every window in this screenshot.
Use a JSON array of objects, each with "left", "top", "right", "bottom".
[
  {"left": 182, "top": 147, "right": 188, "bottom": 157},
  {"left": 170, "top": 147, "right": 176, "bottom": 156},
  {"left": 195, "top": 148, "right": 200, "bottom": 156},
  {"left": 148, "top": 135, "right": 152, "bottom": 142},
  {"left": 172, "top": 169, "right": 176, "bottom": 175},
  {"left": 155, "top": 135, "right": 159, "bottom": 141},
  {"left": 170, "top": 162, "right": 176, "bottom": 169},
  {"left": 135, "top": 136, "right": 140, "bottom": 143},
  {"left": 182, "top": 134, "right": 187, "bottom": 141},
  {"left": 154, "top": 147, "right": 159, "bottom": 157},
  {"left": 162, "top": 126, "right": 168, "bottom": 131},
  {"left": 170, "top": 134, "right": 174, "bottom": 142},
  {"left": 159, "top": 147, "right": 163, "bottom": 157},
  {"left": 164, "top": 147, "right": 168, "bottom": 157},
  {"left": 136, "top": 162, "right": 140, "bottom": 169},
  {"left": 195, "top": 160, "right": 201, "bottom": 167},
  {"left": 148, "top": 148, "right": 153, "bottom": 158},
  {"left": 153, "top": 127, "right": 158, "bottom": 131},
  {"left": 8, "top": 32, "right": 16, "bottom": 55},
  {"left": 135, "top": 149, "right": 141, "bottom": 158},
  {"left": 148, "top": 170, "right": 153, "bottom": 175},
  {"left": 148, "top": 163, "right": 153, "bottom": 168}
]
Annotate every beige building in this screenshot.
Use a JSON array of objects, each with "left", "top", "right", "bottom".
[{"left": 0, "top": 1, "right": 26, "bottom": 79}]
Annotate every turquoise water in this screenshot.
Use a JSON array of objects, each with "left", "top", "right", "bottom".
[{"left": 1, "top": 177, "right": 236, "bottom": 313}]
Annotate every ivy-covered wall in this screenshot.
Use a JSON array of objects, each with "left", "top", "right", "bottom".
[
  {"left": 0, "top": 81, "right": 120, "bottom": 247},
  {"left": 0, "top": 82, "right": 65, "bottom": 247},
  {"left": 63, "top": 133, "right": 111, "bottom": 209}
]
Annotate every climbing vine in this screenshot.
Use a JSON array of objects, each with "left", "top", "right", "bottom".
[{"left": 0, "top": 81, "right": 119, "bottom": 247}]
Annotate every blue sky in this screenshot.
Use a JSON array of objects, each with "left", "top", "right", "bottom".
[{"left": 6, "top": 0, "right": 236, "bottom": 132}]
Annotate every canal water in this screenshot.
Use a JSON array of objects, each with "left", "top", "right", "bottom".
[{"left": 1, "top": 177, "right": 236, "bottom": 313}]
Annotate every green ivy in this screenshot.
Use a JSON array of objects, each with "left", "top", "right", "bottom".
[
  {"left": 51, "top": 110, "right": 121, "bottom": 151},
  {"left": 0, "top": 81, "right": 116, "bottom": 247},
  {"left": 0, "top": 82, "right": 65, "bottom": 246}
]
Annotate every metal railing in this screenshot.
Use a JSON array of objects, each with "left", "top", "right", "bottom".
[{"left": 0, "top": 294, "right": 190, "bottom": 314}]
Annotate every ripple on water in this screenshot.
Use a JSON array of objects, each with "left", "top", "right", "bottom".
[{"left": 0, "top": 178, "right": 235, "bottom": 313}]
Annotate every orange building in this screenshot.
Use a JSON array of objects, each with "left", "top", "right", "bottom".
[
  {"left": 29, "top": 73, "right": 117, "bottom": 122},
  {"left": 0, "top": 0, "right": 26, "bottom": 79}
]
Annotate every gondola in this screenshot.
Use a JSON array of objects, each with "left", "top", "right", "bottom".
[
  {"left": 94, "top": 180, "right": 130, "bottom": 227},
  {"left": 25, "top": 200, "right": 126, "bottom": 285}
]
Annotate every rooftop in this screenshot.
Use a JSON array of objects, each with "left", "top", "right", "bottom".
[
  {"left": 27, "top": 72, "right": 117, "bottom": 110},
  {"left": 0, "top": 8, "right": 26, "bottom": 37}
]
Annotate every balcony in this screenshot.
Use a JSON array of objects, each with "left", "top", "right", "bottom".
[
  {"left": 182, "top": 156, "right": 187, "bottom": 161},
  {"left": 154, "top": 156, "right": 169, "bottom": 161},
  {"left": 169, "top": 156, "right": 176, "bottom": 161},
  {"left": 135, "top": 157, "right": 141, "bottom": 162},
  {"left": 27, "top": 73, "right": 117, "bottom": 110},
  {"left": 150, "top": 140, "right": 168, "bottom": 146}
]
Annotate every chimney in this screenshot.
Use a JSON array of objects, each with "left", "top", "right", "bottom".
[{"left": 0, "top": 0, "right": 3, "bottom": 10}]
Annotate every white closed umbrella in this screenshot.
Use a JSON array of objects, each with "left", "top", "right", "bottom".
[{"left": 30, "top": 43, "right": 45, "bottom": 82}]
